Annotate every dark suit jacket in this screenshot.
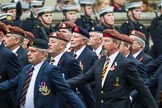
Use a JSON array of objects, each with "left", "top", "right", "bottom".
[
  {"left": 57, "top": 52, "right": 82, "bottom": 79},
  {"left": 67, "top": 53, "right": 158, "bottom": 108},
  {"left": 77, "top": 46, "right": 98, "bottom": 73},
  {"left": 16, "top": 46, "right": 29, "bottom": 69},
  {"left": 127, "top": 54, "right": 147, "bottom": 80},
  {"left": 0, "top": 61, "right": 85, "bottom": 108},
  {"left": 0, "top": 44, "right": 20, "bottom": 108},
  {"left": 54, "top": 53, "right": 82, "bottom": 108},
  {"left": 145, "top": 64, "right": 162, "bottom": 106},
  {"left": 145, "top": 54, "right": 162, "bottom": 77},
  {"left": 136, "top": 50, "right": 153, "bottom": 65},
  {"left": 71, "top": 46, "right": 98, "bottom": 108}
]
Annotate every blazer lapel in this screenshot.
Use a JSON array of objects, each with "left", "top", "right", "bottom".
[
  {"left": 57, "top": 53, "right": 66, "bottom": 69},
  {"left": 34, "top": 61, "right": 47, "bottom": 100},
  {"left": 17, "top": 65, "right": 32, "bottom": 99},
  {"left": 97, "top": 56, "right": 107, "bottom": 87},
  {"left": 103, "top": 53, "right": 123, "bottom": 88}
]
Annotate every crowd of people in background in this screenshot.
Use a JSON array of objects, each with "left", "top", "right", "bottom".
[{"left": 0, "top": 0, "right": 162, "bottom": 108}]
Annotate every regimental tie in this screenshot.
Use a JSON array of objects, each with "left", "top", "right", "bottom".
[
  {"left": 50, "top": 57, "right": 55, "bottom": 65},
  {"left": 73, "top": 53, "right": 77, "bottom": 59},
  {"left": 101, "top": 58, "right": 110, "bottom": 80},
  {"left": 19, "top": 66, "right": 34, "bottom": 106}
]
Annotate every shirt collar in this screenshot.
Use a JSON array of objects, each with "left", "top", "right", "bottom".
[
  {"left": 94, "top": 45, "right": 102, "bottom": 56},
  {"left": 133, "top": 50, "right": 142, "bottom": 58},
  {"left": 54, "top": 51, "right": 65, "bottom": 64},
  {"left": 12, "top": 46, "right": 20, "bottom": 54},
  {"left": 107, "top": 51, "right": 119, "bottom": 62},
  {"left": 33, "top": 60, "right": 45, "bottom": 69},
  {"left": 75, "top": 45, "right": 86, "bottom": 59}
]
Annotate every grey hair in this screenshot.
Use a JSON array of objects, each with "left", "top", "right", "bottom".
[{"left": 135, "top": 36, "right": 145, "bottom": 49}]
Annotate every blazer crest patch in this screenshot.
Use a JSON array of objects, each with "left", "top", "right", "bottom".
[
  {"left": 39, "top": 82, "right": 50, "bottom": 95},
  {"left": 113, "top": 77, "right": 120, "bottom": 87},
  {"left": 109, "top": 62, "right": 117, "bottom": 72}
]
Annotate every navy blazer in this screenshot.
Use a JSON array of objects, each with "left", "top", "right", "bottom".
[
  {"left": 145, "top": 54, "right": 162, "bottom": 77},
  {"left": 67, "top": 53, "right": 158, "bottom": 108},
  {"left": 0, "top": 61, "right": 85, "bottom": 108},
  {"left": 57, "top": 52, "right": 82, "bottom": 79},
  {"left": 16, "top": 46, "right": 29, "bottom": 69},
  {"left": 145, "top": 64, "right": 162, "bottom": 106},
  {"left": 136, "top": 51, "right": 153, "bottom": 65},
  {"left": 0, "top": 44, "right": 20, "bottom": 108},
  {"left": 70, "top": 46, "right": 97, "bottom": 108},
  {"left": 127, "top": 54, "right": 147, "bottom": 80},
  {"left": 76, "top": 46, "right": 98, "bottom": 73}
]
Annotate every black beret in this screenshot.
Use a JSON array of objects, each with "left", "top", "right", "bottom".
[
  {"left": 27, "top": 39, "right": 48, "bottom": 49},
  {"left": 72, "top": 26, "right": 90, "bottom": 38}
]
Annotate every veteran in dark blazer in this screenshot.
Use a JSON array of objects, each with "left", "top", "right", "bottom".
[
  {"left": 48, "top": 32, "right": 89, "bottom": 108},
  {"left": 130, "top": 30, "right": 152, "bottom": 64},
  {"left": 0, "top": 22, "right": 20, "bottom": 108},
  {"left": 0, "top": 39, "right": 85, "bottom": 108},
  {"left": 69, "top": 26, "right": 97, "bottom": 108},
  {"left": 120, "top": 34, "right": 148, "bottom": 108},
  {"left": 145, "top": 63, "right": 162, "bottom": 107},
  {"left": 3, "top": 26, "right": 29, "bottom": 69},
  {"left": 67, "top": 29, "right": 158, "bottom": 108}
]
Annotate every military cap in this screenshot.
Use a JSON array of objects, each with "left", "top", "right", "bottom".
[
  {"left": 98, "top": 6, "right": 114, "bottom": 17},
  {"left": 0, "top": 21, "right": 8, "bottom": 35},
  {"left": 62, "top": 5, "right": 77, "bottom": 11},
  {"left": 80, "top": 0, "right": 95, "bottom": 5},
  {"left": 31, "top": 0, "right": 44, "bottom": 8},
  {"left": 59, "top": 21, "right": 77, "bottom": 29},
  {"left": 27, "top": 39, "right": 48, "bottom": 49},
  {"left": 37, "top": 6, "right": 54, "bottom": 16},
  {"left": 0, "top": 13, "right": 14, "bottom": 24},
  {"left": 103, "top": 29, "right": 122, "bottom": 40},
  {"left": 24, "top": 31, "right": 35, "bottom": 41},
  {"left": 90, "top": 26, "right": 104, "bottom": 33},
  {"left": 7, "top": 26, "right": 25, "bottom": 37},
  {"left": 130, "top": 30, "right": 146, "bottom": 41},
  {"left": 1, "top": 3, "right": 16, "bottom": 11},
  {"left": 72, "top": 26, "right": 90, "bottom": 38},
  {"left": 127, "top": 2, "right": 142, "bottom": 10},
  {"left": 158, "top": 1, "right": 162, "bottom": 9},
  {"left": 121, "top": 34, "right": 133, "bottom": 44},
  {"left": 49, "top": 32, "right": 69, "bottom": 42}
]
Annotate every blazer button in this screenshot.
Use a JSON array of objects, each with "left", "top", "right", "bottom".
[
  {"left": 0, "top": 76, "right": 2, "bottom": 79},
  {"left": 101, "top": 100, "right": 104, "bottom": 103},
  {"left": 101, "top": 91, "right": 104, "bottom": 94}
]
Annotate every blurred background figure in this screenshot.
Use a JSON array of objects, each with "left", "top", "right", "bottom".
[
  {"left": 95, "top": 0, "right": 111, "bottom": 11},
  {"left": 75, "top": 0, "right": 98, "bottom": 32},
  {"left": 141, "top": 0, "right": 153, "bottom": 12},
  {"left": 55, "top": 0, "right": 73, "bottom": 12},
  {"left": 120, "top": 1, "right": 150, "bottom": 54},
  {"left": 111, "top": 0, "right": 125, "bottom": 12},
  {"left": 1, "top": 3, "right": 17, "bottom": 20},
  {"left": 150, "top": 1, "right": 162, "bottom": 58}
]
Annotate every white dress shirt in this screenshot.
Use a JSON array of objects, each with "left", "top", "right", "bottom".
[
  {"left": 52, "top": 51, "right": 64, "bottom": 66},
  {"left": 22, "top": 61, "right": 44, "bottom": 108},
  {"left": 101, "top": 51, "right": 119, "bottom": 87},
  {"left": 12, "top": 46, "right": 20, "bottom": 55},
  {"left": 94, "top": 45, "right": 102, "bottom": 57},
  {"left": 74, "top": 45, "right": 86, "bottom": 59},
  {"left": 133, "top": 50, "right": 142, "bottom": 58}
]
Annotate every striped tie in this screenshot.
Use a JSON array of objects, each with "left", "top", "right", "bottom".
[
  {"left": 19, "top": 66, "right": 34, "bottom": 105},
  {"left": 101, "top": 58, "right": 110, "bottom": 80},
  {"left": 50, "top": 57, "right": 55, "bottom": 65}
]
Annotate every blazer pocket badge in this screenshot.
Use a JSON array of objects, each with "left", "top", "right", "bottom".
[
  {"left": 113, "top": 77, "right": 120, "bottom": 87},
  {"left": 110, "top": 62, "right": 117, "bottom": 71},
  {"left": 79, "top": 61, "right": 83, "bottom": 71},
  {"left": 39, "top": 82, "right": 50, "bottom": 95}
]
